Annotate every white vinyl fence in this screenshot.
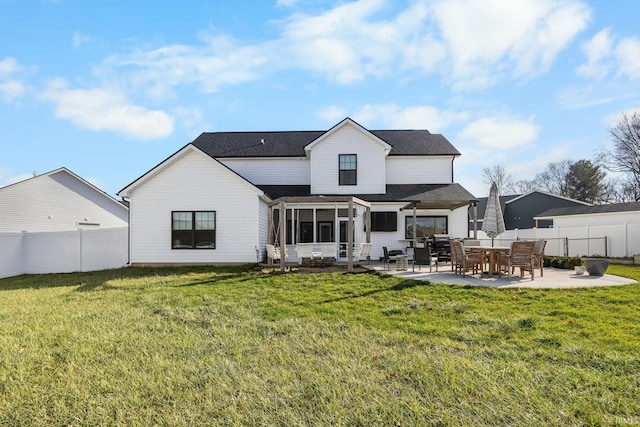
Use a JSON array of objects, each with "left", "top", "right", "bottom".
[
  {"left": 474, "top": 223, "right": 640, "bottom": 258},
  {"left": 0, "top": 227, "right": 128, "bottom": 279}
]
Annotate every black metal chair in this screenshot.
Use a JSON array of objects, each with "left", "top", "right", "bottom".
[
  {"left": 412, "top": 244, "right": 438, "bottom": 272},
  {"left": 382, "top": 246, "right": 397, "bottom": 270}
]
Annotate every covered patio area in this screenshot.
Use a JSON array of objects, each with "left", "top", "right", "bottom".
[{"left": 268, "top": 196, "right": 371, "bottom": 272}]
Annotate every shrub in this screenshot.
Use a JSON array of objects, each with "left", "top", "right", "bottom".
[{"left": 546, "top": 256, "right": 582, "bottom": 269}]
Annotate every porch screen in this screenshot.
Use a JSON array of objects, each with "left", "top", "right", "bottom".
[{"left": 172, "top": 211, "right": 216, "bottom": 249}]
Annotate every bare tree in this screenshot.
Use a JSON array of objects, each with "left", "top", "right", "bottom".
[
  {"left": 535, "top": 160, "right": 572, "bottom": 196},
  {"left": 598, "top": 112, "right": 640, "bottom": 201},
  {"left": 482, "top": 165, "right": 515, "bottom": 195},
  {"left": 513, "top": 179, "right": 537, "bottom": 194}
]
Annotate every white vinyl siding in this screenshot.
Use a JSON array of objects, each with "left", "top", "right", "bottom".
[
  {"left": 218, "top": 158, "right": 310, "bottom": 185},
  {"left": 0, "top": 170, "right": 128, "bottom": 233},
  {"left": 128, "top": 149, "right": 263, "bottom": 264},
  {"left": 386, "top": 156, "right": 453, "bottom": 184},
  {"left": 550, "top": 211, "right": 640, "bottom": 228},
  {"left": 364, "top": 203, "right": 470, "bottom": 260},
  {"left": 310, "top": 124, "right": 386, "bottom": 194},
  {"left": 258, "top": 198, "right": 270, "bottom": 262}
]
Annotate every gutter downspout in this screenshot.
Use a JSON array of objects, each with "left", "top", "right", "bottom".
[{"left": 122, "top": 197, "right": 131, "bottom": 265}]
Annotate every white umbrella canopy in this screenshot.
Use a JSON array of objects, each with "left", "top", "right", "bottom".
[{"left": 482, "top": 182, "right": 505, "bottom": 245}]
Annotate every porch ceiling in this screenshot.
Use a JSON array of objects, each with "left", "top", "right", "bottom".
[
  {"left": 268, "top": 195, "right": 371, "bottom": 208},
  {"left": 401, "top": 200, "right": 475, "bottom": 210},
  {"left": 399, "top": 183, "right": 478, "bottom": 211}
]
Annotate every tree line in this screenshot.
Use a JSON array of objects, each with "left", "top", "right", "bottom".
[{"left": 482, "top": 112, "right": 640, "bottom": 204}]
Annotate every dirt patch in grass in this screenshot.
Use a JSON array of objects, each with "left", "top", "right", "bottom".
[{"left": 256, "top": 264, "right": 369, "bottom": 274}]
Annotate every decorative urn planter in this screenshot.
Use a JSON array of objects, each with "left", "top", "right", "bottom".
[
  {"left": 574, "top": 265, "right": 585, "bottom": 275},
  {"left": 582, "top": 258, "right": 610, "bottom": 276}
]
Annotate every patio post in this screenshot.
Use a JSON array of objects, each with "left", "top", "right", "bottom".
[
  {"left": 365, "top": 205, "right": 371, "bottom": 263},
  {"left": 348, "top": 198, "right": 354, "bottom": 272},
  {"left": 412, "top": 202, "right": 417, "bottom": 248},
  {"left": 472, "top": 202, "right": 478, "bottom": 239},
  {"left": 279, "top": 199, "right": 286, "bottom": 273}
]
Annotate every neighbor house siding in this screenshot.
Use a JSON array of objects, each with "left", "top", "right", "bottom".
[
  {"left": 218, "top": 158, "right": 310, "bottom": 185},
  {"left": 128, "top": 150, "right": 262, "bottom": 264},
  {"left": 310, "top": 124, "right": 386, "bottom": 195},
  {"left": 0, "top": 170, "right": 128, "bottom": 233},
  {"left": 386, "top": 157, "right": 453, "bottom": 184},
  {"left": 551, "top": 211, "right": 640, "bottom": 228}
]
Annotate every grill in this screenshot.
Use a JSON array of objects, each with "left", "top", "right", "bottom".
[{"left": 429, "top": 234, "right": 451, "bottom": 262}]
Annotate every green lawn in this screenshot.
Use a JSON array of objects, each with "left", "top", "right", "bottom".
[{"left": 1, "top": 265, "right": 639, "bottom": 426}]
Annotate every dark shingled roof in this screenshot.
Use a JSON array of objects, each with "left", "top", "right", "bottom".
[
  {"left": 257, "top": 184, "right": 475, "bottom": 204},
  {"left": 537, "top": 202, "right": 640, "bottom": 218},
  {"left": 192, "top": 129, "right": 460, "bottom": 158}
]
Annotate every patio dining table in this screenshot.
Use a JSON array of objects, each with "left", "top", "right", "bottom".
[{"left": 466, "top": 245, "right": 511, "bottom": 275}]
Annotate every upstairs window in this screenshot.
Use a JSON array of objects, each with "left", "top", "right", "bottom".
[
  {"left": 172, "top": 211, "right": 216, "bottom": 249},
  {"left": 339, "top": 154, "right": 357, "bottom": 185}
]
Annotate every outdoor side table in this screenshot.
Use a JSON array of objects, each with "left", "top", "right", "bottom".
[{"left": 396, "top": 254, "right": 408, "bottom": 271}]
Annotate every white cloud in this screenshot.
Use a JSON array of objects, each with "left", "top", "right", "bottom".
[
  {"left": 0, "top": 57, "right": 26, "bottom": 102},
  {"left": 72, "top": 30, "right": 92, "bottom": 49},
  {"left": 615, "top": 37, "right": 640, "bottom": 79},
  {"left": 317, "top": 105, "right": 348, "bottom": 123},
  {"left": 577, "top": 30, "right": 640, "bottom": 81},
  {"left": 0, "top": 167, "right": 33, "bottom": 188},
  {"left": 577, "top": 29, "right": 613, "bottom": 79},
  {"left": 276, "top": 0, "right": 298, "bottom": 7},
  {"left": 0, "top": 57, "right": 21, "bottom": 78},
  {"left": 108, "top": 34, "right": 270, "bottom": 98},
  {"left": 458, "top": 116, "right": 539, "bottom": 150},
  {"left": 0, "top": 80, "right": 25, "bottom": 102},
  {"left": 432, "top": 0, "right": 591, "bottom": 89},
  {"left": 353, "top": 103, "right": 468, "bottom": 131},
  {"left": 96, "top": 0, "right": 590, "bottom": 95},
  {"left": 41, "top": 78, "right": 174, "bottom": 140}
]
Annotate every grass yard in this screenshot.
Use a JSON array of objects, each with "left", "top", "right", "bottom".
[{"left": 1, "top": 264, "right": 639, "bottom": 426}]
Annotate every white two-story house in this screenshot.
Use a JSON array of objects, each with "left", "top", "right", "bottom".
[{"left": 118, "top": 118, "right": 477, "bottom": 265}]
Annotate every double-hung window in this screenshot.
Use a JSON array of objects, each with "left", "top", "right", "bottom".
[
  {"left": 172, "top": 211, "right": 216, "bottom": 249},
  {"left": 339, "top": 154, "right": 357, "bottom": 186}
]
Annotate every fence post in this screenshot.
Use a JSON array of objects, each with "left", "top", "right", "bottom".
[
  {"left": 79, "top": 228, "right": 83, "bottom": 272},
  {"left": 22, "top": 231, "right": 27, "bottom": 275},
  {"left": 605, "top": 236, "right": 608, "bottom": 258},
  {"left": 564, "top": 237, "right": 569, "bottom": 257}
]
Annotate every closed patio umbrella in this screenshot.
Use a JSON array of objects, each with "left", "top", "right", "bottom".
[{"left": 482, "top": 182, "right": 505, "bottom": 246}]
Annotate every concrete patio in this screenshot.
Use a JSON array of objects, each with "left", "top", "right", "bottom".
[{"left": 364, "top": 262, "right": 637, "bottom": 289}]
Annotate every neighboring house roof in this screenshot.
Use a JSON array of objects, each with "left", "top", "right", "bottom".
[
  {"left": 1, "top": 167, "right": 128, "bottom": 212},
  {"left": 536, "top": 202, "right": 640, "bottom": 218},
  {"left": 191, "top": 117, "right": 460, "bottom": 158},
  {"left": 0, "top": 167, "right": 129, "bottom": 232},
  {"left": 257, "top": 183, "right": 475, "bottom": 206},
  {"left": 471, "top": 190, "right": 591, "bottom": 229}
]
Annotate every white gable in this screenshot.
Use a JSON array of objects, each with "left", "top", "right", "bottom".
[
  {"left": 0, "top": 168, "right": 128, "bottom": 232},
  {"left": 308, "top": 120, "right": 388, "bottom": 194},
  {"left": 124, "top": 147, "right": 267, "bottom": 264}
]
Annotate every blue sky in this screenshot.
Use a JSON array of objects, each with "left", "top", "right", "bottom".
[{"left": 1, "top": 0, "right": 639, "bottom": 198}]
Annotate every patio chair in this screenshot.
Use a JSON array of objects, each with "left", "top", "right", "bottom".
[
  {"left": 382, "top": 246, "right": 398, "bottom": 271},
  {"left": 450, "top": 240, "right": 482, "bottom": 276},
  {"left": 266, "top": 244, "right": 286, "bottom": 265},
  {"left": 412, "top": 244, "right": 438, "bottom": 272},
  {"left": 354, "top": 242, "right": 372, "bottom": 263},
  {"left": 532, "top": 240, "right": 547, "bottom": 277},
  {"left": 497, "top": 241, "right": 535, "bottom": 280}
]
